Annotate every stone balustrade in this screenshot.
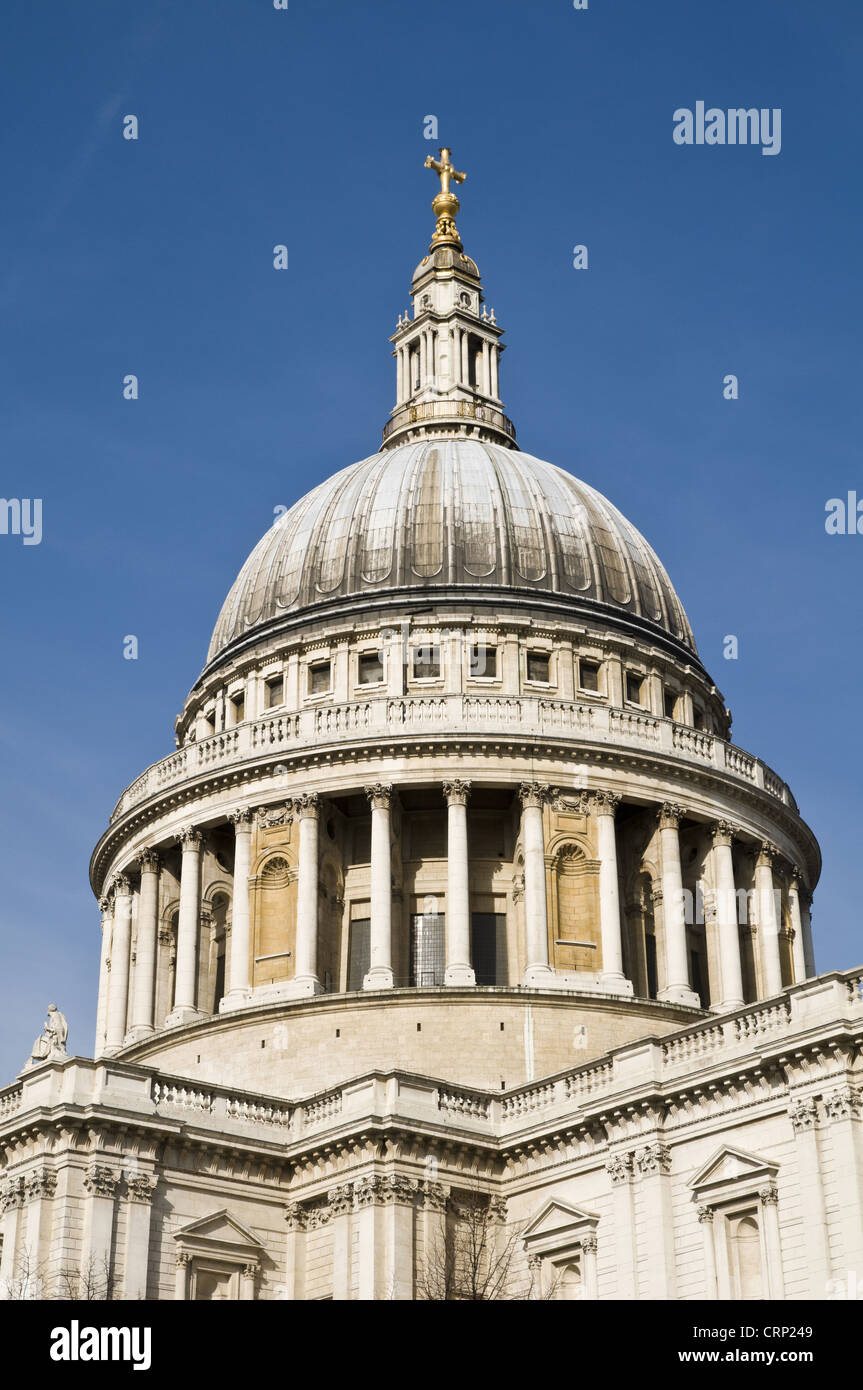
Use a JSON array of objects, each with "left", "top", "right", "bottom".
[
  {"left": 5, "top": 973, "right": 857, "bottom": 1156},
  {"left": 109, "top": 695, "right": 797, "bottom": 823}
]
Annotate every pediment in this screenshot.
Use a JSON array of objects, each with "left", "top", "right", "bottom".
[
  {"left": 523, "top": 1199, "right": 599, "bottom": 1255},
  {"left": 173, "top": 1209, "right": 264, "bottom": 1260},
  {"left": 688, "top": 1146, "right": 778, "bottom": 1198}
]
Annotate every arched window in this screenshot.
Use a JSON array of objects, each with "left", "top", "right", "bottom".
[{"left": 557, "top": 1261, "right": 582, "bottom": 1301}]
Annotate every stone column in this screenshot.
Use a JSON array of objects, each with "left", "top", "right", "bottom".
[
  {"left": 95, "top": 895, "right": 113, "bottom": 1057},
  {"left": 788, "top": 872, "right": 808, "bottom": 984},
  {"left": 419, "top": 331, "right": 427, "bottom": 386},
  {"left": 81, "top": 1164, "right": 119, "bottom": 1295},
  {"left": 590, "top": 791, "right": 632, "bottom": 996},
  {"left": 444, "top": 780, "right": 475, "bottom": 986},
  {"left": 481, "top": 339, "right": 490, "bottom": 394},
  {"left": 656, "top": 805, "right": 699, "bottom": 1007},
  {"left": 759, "top": 1183, "right": 785, "bottom": 1298},
  {"left": 105, "top": 876, "right": 132, "bottom": 1052},
  {"left": 290, "top": 793, "right": 323, "bottom": 996},
  {"left": 240, "top": 1261, "right": 259, "bottom": 1301},
  {"left": 223, "top": 808, "right": 253, "bottom": 1009},
  {"left": 174, "top": 1252, "right": 191, "bottom": 1300},
  {"left": 396, "top": 346, "right": 404, "bottom": 403},
  {"left": 800, "top": 887, "right": 816, "bottom": 977},
  {"left": 128, "top": 850, "right": 160, "bottom": 1041},
  {"left": 519, "top": 783, "right": 554, "bottom": 987},
  {"left": 605, "top": 1153, "right": 637, "bottom": 1298},
  {"left": 490, "top": 344, "right": 500, "bottom": 399},
  {"left": 167, "top": 827, "right": 203, "bottom": 1025},
  {"left": 363, "top": 784, "right": 394, "bottom": 990},
  {"left": 634, "top": 1143, "right": 677, "bottom": 1299},
  {"left": 711, "top": 821, "right": 745, "bottom": 1011},
  {"left": 581, "top": 1234, "right": 599, "bottom": 1300},
  {"left": 788, "top": 1097, "right": 831, "bottom": 1297},
  {"left": 697, "top": 1206, "right": 718, "bottom": 1298},
  {"left": 123, "top": 1174, "right": 156, "bottom": 1300},
  {"left": 461, "top": 330, "right": 469, "bottom": 383},
  {"left": 755, "top": 843, "right": 783, "bottom": 997}
]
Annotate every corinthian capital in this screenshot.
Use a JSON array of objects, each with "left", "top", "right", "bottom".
[
  {"left": 710, "top": 820, "right": 735, "bottom": 848},
  {"left": 443, "top": 779, "right": 471, "bottom": 806},
  {"left": 657, "top": 803, "right": 684, "bottom": 831},
  {"left": 588, "top": 789, "right": 622, "bottom": 818},
  {"left": 112, "top": 874, "right": 132, "bottom": 898},
  {"left": 228, "top": 806, "right": 254, "bottom": 828},
  {"left": 293, "top": 792, "right": 320, "bottom": 819},
  {"left": 518, "top": 781, "right": 553, "bottom": 811},
  {"left": 136, "top": 847, "right": 160, "bottom": 873},
  {"left": 364, "top": 782, "right": 393, "bottom": 810},
  {"left": 177, "top": 826, "right": 203, "bottom": 850},
  {"left": 757, "top": 841, "right": 779, "bottom": 868}
]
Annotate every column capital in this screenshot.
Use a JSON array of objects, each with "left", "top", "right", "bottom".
[
  {"left": 756, "top": 840, "right": 779, "bottom": 868},
  {"left": 126, "top": 1174, "right": 157, "bottom": 1205},
  {"left": 696, "top": 1204, "right": 715, "bottom": 1224},
  {"left": 98, "top": 895, "right": 113, "bottom": 916},
  {"left": 710, "top": 819, "right": 736, "bottom": 848},
  {"left": 443, "top": 778, "right": 471, "bottom": 806},
  {"left": 136, "top": 847, "right": 160, "bottom": 873},
  {"left": 587, "top": 789, "right": 622, "bottom": 818},
  {"left": 228, "top": 806, "right": 254, "bottom": 828},
  {"left": 657, "top": 803, "right": 684, "bottom": 831},
  {"left": 581, "top": 1233, "right": 598, "bottom": 1253},
  {"left": 518, "top": 781, "right": 554, "bottom": 810},
  {"left": 758, "top": 1183, "right": 779, "bottom": 1206},
  {"left": 365, "top": 781, "right": 393, "bottom": 810},
  {"left": 112, "top": 874, "right": 132, "bottom": 898},
  {"left": 175, "top": 1251, "right": 192, "bottom": 1268},
  {"left": 293, "top": 792, "right": 320, "bottom": 819},
  {"left": 177, "top": 825, "right": 203, "bottom": 850}
]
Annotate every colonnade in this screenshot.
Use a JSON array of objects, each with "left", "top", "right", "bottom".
[
  {"left": 395, "top": 328, "right": 501, "bottom": 401},
  {"left": 94, "top": 782, "right": 814, "bottom": 1054}
]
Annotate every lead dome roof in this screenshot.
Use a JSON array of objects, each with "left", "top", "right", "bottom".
[{"left": 206, "top": 439, "right": 696, "bottom": 665}]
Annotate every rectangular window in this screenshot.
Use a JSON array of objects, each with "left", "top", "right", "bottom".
[
  {"left": 471, "top": 913, "right": 508, "bottom": 986},
  {"left": 347, "top": 919, "right": 370, "bottom": 992},
  {"left": 410, "top": 912, "right": 445, "bottom": 987},
  {"left": 230, "top": 691, "right": 245, "bottom": 724},
  {"left": 579, "top": 660, "right": 600, "bottom": 693},
  {"left": 412, "top": 645, "right": 441, "bottom": 680},
  {"left": 469, "top": 643, "right": 497, "bottom": 678},
  {"left": 664, "top": 689, "right": 677, "bottom": 720},
  {"left": 625, "top": 672, "right": 644, "bottom": 705},
  {"left": 526, "top": 651, "right": 550, "bottom": 683},
  {"left": 358, "top": 651, "right": 384, "bottom": 685},
  {"left": 264, "top": 675, "right": 283, "bottom": 709},
  {"left": 308, "top": 660, "right": 331, "bottom": 695}
]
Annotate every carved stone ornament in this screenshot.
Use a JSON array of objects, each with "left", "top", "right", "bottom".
[
  {"left": 588, "top": 789, "right": 622, "bottom": 817},
  {"left": 711, "top": 820, "right": 735, "bottom": 848},
  {"left": 657, "top": 804, "right": 684, "bottom": 831},
  {"left": 177, "top": 826, "right": 203, "bottom": 850},
  {"left": 757, "top": 841, "right": 779, "bottom": 868},
  {"left": 420, "top": 1180, "right": 448, "bottom": 1213},
  {"left": 634, "top": 1143, "right": 671, "bottom": 1177},
  {"left": 25, "top": 1169, "right": 57, "bottom": 1202},
  {"left": 518, "top": 781, "right": 554, "bottom": 811},
  {"left": 256, "top": 803, "right": 293, "bottom": 828},
  {"left": 605, "top": 1152, "right": 634, "bottom": 1186},
  {"left": 581, "top": 1233, "right": 599, "bottom": 1253},
  {"left": 175, "top": 1252, "right": 192, "bottom": 1268},
  {"left": 696, "top": 1204, "right": 714, "bottom": 1224},
  {"left": 788, "top": 1096, "right": 819, "bottom": 1132},
  {"left": 327, "top": 1183, "right": 354, "bottom": 1218},
  {"left": 364, "top": 782, "right": 393, "bottom": 810},
  {"left": 758, "top": 1183, "right": 779, "bottom": 1206},
  {"left": 243, "top": 1262, "right": 260, "bottom": 1280},
  {"left": 293, "top": 792, "right": 320, "bottom": 819},
  {"left": 442, "top": 778, "right": 472, "bottom": 806},
  {"left": 823, "top": 1087, "right": 862, "bottom": 1122},
  {"left": 552, "top": 790, "right": 590, "bottom": 815},
  {"left": 112, "top": 874, "right": 132, "bottom": 898},
  {"left": 84, "top": 1164, "right": 119, "bottom": 1198},
  {"left": 136, "top": 847, "right": 160, "bottom": 872},
  {"left": 0, "top": 1175, "right": 26, "bottom": 1213},
  {"left": 126, "top": 1174, "right": 157, "bottom": 1204},
  {"left": 284, "top": 1202, "right": 308, "bottom": 1233},
  {"left": 228, "top": 806, "right": 254, "bottom": 828}
]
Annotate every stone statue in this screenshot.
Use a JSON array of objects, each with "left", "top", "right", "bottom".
[{"left": 25, "top": 1004, "right": 68, "bottom": 1069}]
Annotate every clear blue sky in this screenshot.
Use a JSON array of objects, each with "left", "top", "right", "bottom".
[{"left": 1, "top": 0, "right": 860, "bottom": 1079}]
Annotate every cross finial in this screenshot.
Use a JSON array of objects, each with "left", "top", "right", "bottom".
[{"left": 423, "top": 146, "right": 466, "bottom": 248}]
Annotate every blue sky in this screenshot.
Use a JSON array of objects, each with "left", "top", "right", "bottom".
[{"left": 1, "top": 0, "right": 860, "bottom": 1078}]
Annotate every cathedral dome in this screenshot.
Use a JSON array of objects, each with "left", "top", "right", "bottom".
[{"left": 206, "top": 440, "right": 696, "bottom": 665}]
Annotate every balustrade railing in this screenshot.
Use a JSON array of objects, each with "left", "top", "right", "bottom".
[{"left": 109, "top": 694, "right": 796, "bottom": 821}]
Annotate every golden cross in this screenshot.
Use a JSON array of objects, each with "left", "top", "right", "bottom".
[{"left": 424, "top": 147, "right": 466, "bottom": 196}]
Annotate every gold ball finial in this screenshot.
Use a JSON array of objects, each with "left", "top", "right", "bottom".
[{"left": 423, "top": 146, "right": 466, "bottom": 248}]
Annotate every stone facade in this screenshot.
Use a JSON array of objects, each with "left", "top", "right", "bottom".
[{"left": 0, "top": 155, "right": 846, "bottom": 1302}]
